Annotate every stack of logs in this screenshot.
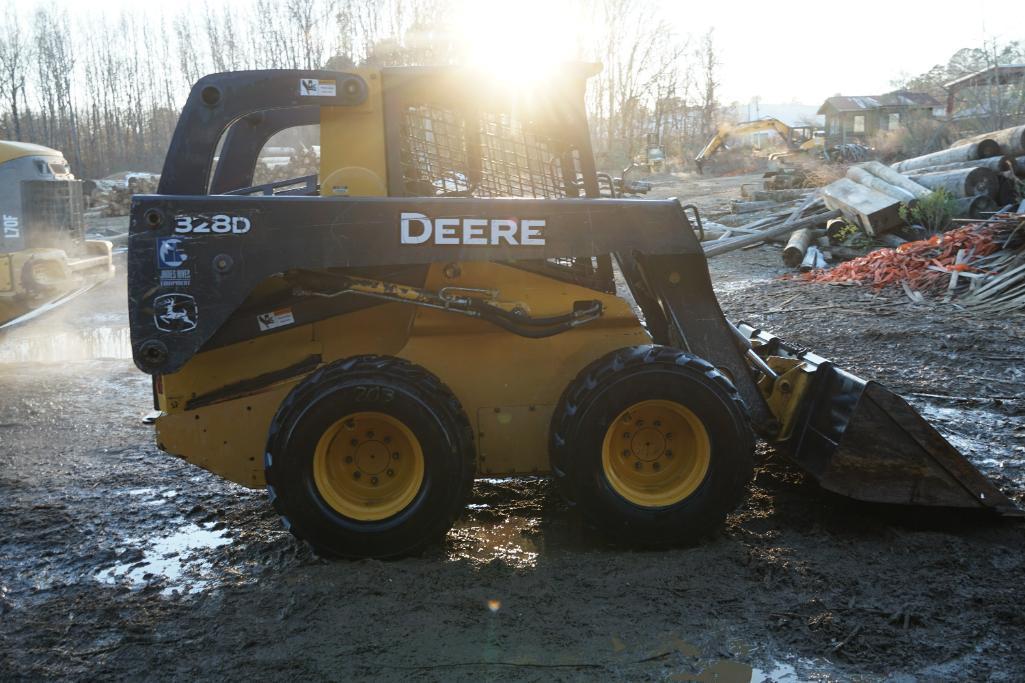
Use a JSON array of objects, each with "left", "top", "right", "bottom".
[
  {"left": 891, "top": 124, "right": 1024, "bottom": 211},
  {"left": 702, "top": 193, "right": 840, "bottom": 260},
  {"left": 820, "top": 124, "right": 1024, "bottom": 238}
]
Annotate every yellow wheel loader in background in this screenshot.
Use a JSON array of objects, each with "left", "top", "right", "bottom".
[
  {"left": 0, "top": 141, "right": 114, "bottom": 329},
  {"left": 127, "top": 66, "right": 1018, "bottom": 559}
]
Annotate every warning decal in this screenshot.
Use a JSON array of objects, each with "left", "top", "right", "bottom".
[
  {"left": 299, "top": 78, "right": 336, "bottom": 97},
  {"left": 257, "top": 307, "right": 296, "bottom": 331}
]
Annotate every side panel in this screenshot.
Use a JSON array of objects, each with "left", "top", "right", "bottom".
[
  {"left": 399, "top": 262, "right": 651, "bottom": 475},
  {"left": 156, "top": 382, "right": 294, "bottom": 487},
  {"left": 128, "top": 195, "right": 699, "bottom": 375},
  {"left": 155, "top": 262, "right": 650, "bottom": 486}
]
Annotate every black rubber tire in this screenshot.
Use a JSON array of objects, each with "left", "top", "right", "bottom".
[
  {"left": 549, "top": 345, "right": 754, "bottom": 546},
  {"left": 265, "top": 355, "right": 475, "bottom": 559}
]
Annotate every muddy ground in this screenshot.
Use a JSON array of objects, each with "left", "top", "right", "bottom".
[{"left": 2, "top": 177, "right": 1024, "bottom": 681}]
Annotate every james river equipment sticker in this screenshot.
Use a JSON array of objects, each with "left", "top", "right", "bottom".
[
  {"left": 257, "top": 307, "right": 295, "bottom": 331},
  {"left": 157, "top": 237, "right": 191, "bottom": 287}
]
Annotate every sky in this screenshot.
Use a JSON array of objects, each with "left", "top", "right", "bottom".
[
  {"left": 669, "top": 0, "right": 1024, "bottom": 104},
  {"left": 25, "top": 0, "right": 1025, "bottom": 106}
]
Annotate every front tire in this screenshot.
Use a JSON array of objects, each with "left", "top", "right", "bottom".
[
  {"left": 265, "top": 355, "right": 475, "bottom": 558},
  {"left": 550, "top": 345, "right": 754, "bottom": 545}
]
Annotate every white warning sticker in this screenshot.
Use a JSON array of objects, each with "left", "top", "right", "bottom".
[
  {"left": 299, "top": 78, "right": 336, "bottom": 97},
  {"left": 257, "top": 307, "right": 296, "bottom": 331}
]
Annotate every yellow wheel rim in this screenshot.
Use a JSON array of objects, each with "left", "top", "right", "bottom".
[
  {"left": 313, "top": 412, "right": 425, "bottom": 521},
  {"left": 601, "top": 400, "right": 711, "bottom": 508}
]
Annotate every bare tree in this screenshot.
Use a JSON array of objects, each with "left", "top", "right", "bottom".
[
  {"left": 0, "top": 2, "right": 31, "bottom": 140},
  {"left": 4, "top": 0, "right": 719, "bottom": 178},
  {"left": 698, "top": 29, "right": 718, "bottom": 139}
]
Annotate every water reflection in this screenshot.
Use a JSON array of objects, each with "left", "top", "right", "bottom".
[
  {"left": 95, "top": 519, "right": 232, "bottom": 595},
  {"left": 0, "top": 326, "right": 132, "bottom": 363}
]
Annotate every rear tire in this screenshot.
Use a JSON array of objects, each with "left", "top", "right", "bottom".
[
  {"left": 550, "top": 345, "right": 754, "bottom": 545},
  {"left": 265, "top": 355, "right": 475, "bottom": 558}
]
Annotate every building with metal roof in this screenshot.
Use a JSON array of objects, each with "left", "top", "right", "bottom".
[{"left": 817, "top": 90, "right": 941, "bottom": 145}]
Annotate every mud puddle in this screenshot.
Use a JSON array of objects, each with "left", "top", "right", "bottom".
[
  {"left": 0, "top": 325, "right": 131, "bottom": 363},
  {"left": 916, "top": 401, "right": 1025, "bottom": 491},
  {"left": 445, "top": 478, "right": 550, "bottom": 568},
  {"left": 95, "top": 519, "right": 232, "bottom": 596},
  {"left": 448, "top": 513, "right": 542, "bottom": 568}
]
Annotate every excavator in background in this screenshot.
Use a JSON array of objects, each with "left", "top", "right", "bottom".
[
  {"left": 127, "top": 66, "right": 1018, "bottom": 559},
  {"left": 0, "top": 141, "right": 114, "bottom": 329},
  {"left": 695, "top": 117, "right": 824, "bottom": 174}
]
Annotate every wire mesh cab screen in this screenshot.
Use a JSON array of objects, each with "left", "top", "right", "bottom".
[
  {"left": 382, "top": 66, "right": 611, "bottom": 291},
  {"left": 399, "top": 105, "right": 582, "bottom": 198}
]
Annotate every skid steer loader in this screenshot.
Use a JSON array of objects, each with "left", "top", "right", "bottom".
[{"left": 128, "top": 65, "right": 1019, "bottom": 558}]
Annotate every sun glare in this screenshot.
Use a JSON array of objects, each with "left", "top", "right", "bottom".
[{"left": 450, "top": 0, "right": 581, "bottom": 82}]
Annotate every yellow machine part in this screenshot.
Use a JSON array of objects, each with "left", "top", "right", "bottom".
[
  {"left": 756, "top": 356, "right": 817, "bottom": 441},
  {"left": 600, "top": 399, "right": 710, "bottom": 507},
  {"left": 319, "top": 68, "right": 387, "bottom": 198},
  {"left": 0, "top": 254, "right": 13, "bottom": 293},
  {"left": 0, "top": 140, "right": 63, "bottom": 166},
  {"left": 155, "top": 262, "right": 651, "bottom": 487},
  {"left": 312, "top": 411, "right": 425, "bottom": 521},
  {"left": 0, "top": 243, "right": 113, "bottom": 295}
]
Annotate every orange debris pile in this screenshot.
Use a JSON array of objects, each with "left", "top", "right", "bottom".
[{"left": 801, "top": 224, "right": 1002, "bottom": 293}]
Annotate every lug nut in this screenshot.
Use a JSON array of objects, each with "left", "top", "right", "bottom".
[
  {"left": 350, "top": 438, "right": 359, "bottom": 446},
  {"left": 344, "top": 455, "right": 353, "bottom": 464},
  {"left": 654, "top": 420, "right": 661, "bottom": 427},
  {"left": 392, "top": 451, "right": 400, "bottom": 460},
  {"left": 384, "top": 436, "right": 391, "bottom": 444},
  {"left": 623, "top": 432, "right": 631, "bottom": 439},
  {"left": 622, "top": 449, "right": 630, "bottom": 457},
  {"left": 353, "top": 471, "right": 361, "bottom": 480},
  {"left": 652, "top": 462, "right": 661, "bottom": 471},
  {"left": 367, "top": 430, "right": 375, "bottom": 439},
  {"left": 387, "top": 469, "right": 395, "bottom": 477},
  {"left": 634, "top": 461, "right": 642, "bottom": 470},
  {"left": 371, "top": 476, "right": 379, "bottom": 486},
  {"left": 666, "top": 433, "right": 673, "bottom": 440},
  {"left": 666, "top": 450, "right": 674, "bottom": 459},
  {"left": 636, "top": 419, "right": 644, "bottom": 427}
]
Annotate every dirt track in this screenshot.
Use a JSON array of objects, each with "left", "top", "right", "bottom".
[{"left": 2, "top": 179, "right": 1024, "bottom": 681}]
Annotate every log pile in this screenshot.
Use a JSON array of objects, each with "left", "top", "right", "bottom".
[
  {"left": 894, "top": 124, "right": 1024, "bottom": 206},
  {"left": 84, "top": 173, "right": 161, "bottom": 217},
  {"left": 702, "top": 193, "right": 840, "bottom": 258},
  {"left": 820, "top": 162, "right": 933, "bottom": 235},
  {"left": 700, "top": 122, "right": 1025, "bottom": 312},
  {"left": 818, "top": 124, "right": 1025, "bottom": 238}
]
